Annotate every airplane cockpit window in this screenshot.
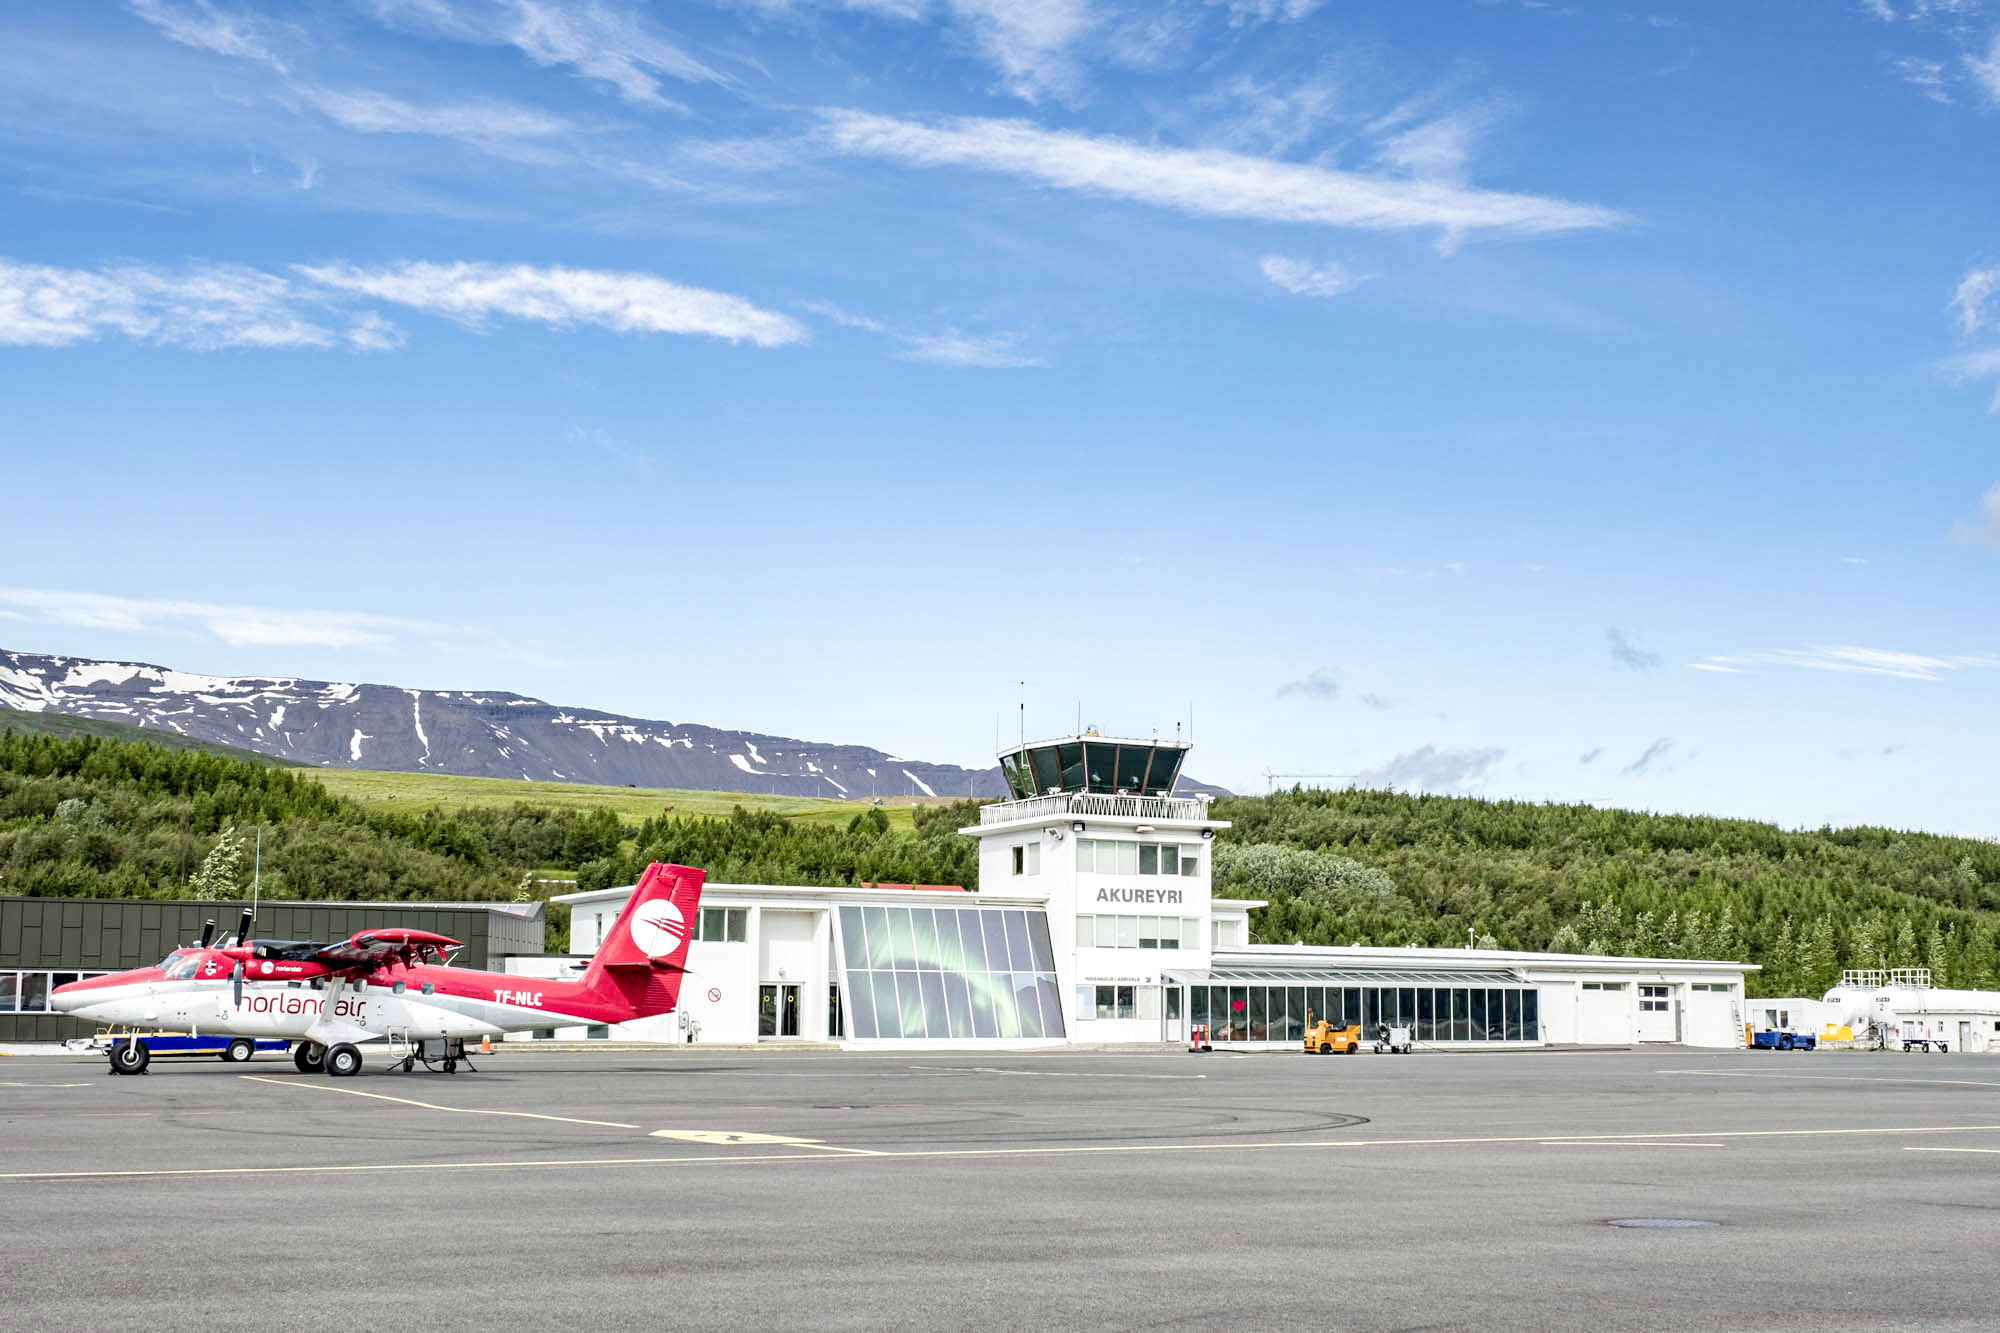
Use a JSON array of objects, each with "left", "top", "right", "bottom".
[{"left": 162, "top": 954, "right": 206, "bottom": 980}]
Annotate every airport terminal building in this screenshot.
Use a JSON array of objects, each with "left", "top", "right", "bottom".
[{"left": 534, "top": 734, "right": 1757, "bottom": 1049}]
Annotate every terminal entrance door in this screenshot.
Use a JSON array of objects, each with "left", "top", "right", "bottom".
[{"left": 759, "top": 984, "right": 802, "bottom": 1037}]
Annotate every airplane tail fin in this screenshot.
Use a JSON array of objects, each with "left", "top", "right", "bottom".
[{"left": 580, "top": 862, "right": 705, "bottom": 1019}]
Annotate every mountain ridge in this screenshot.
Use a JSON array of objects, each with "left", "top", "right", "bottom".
[{"left": 0, "top": 649, "right": 1226, "bottom": 799}]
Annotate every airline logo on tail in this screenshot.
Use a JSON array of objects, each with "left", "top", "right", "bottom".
[{"left": 629, "top": 902, "right": 687, "bottom": 959}]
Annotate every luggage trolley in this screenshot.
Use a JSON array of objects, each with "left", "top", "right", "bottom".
[{"left": 389, "top": 1030, "right": 480, "bottom": 1074}]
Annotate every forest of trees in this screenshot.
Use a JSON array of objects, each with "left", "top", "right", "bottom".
[
  {"left": 1211, "top": 789, "right": 2000, "bottom": 996},
  {"left": 7, "top": 728, "right": 2000, "bottom": 997}
]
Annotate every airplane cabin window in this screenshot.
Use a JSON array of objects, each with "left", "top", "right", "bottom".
[{"left": 421, "top": 983, "right": 435, "bottom": 995}]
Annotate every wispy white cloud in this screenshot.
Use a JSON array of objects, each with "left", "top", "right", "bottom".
[
  {"left": 1214, "top": 0, "right": 1325, "bottom": 25},
  {"left": 291, "top": 84, "right": 575, "bottom": 144},
  {"left": 0, "top": 260, "right": 366, "bottom": 350},
  {"left": 804, "top": 300, "right": 1036, "bottom": 365},
  {"left": 1969, "top": 30, "right": 2000, "bottom": 101},
  {"left": 1696, "top": 644, "right": 2000, "bottom": 681},
  {"left": 1372, "top": 102, "right": 1507, "bottom": 183},
  {"left": 296, "top": 260, "right": 807, "bottom": 346},
  {"left": 818, "top": 110, "right": 1628, "bottom": 243},
  {"left": 901, "top": 329, "right": 1039, "bottom": 367},
  {"left": 0, "top": 257, "right": 800, "bottom": 351},
  {"left": 1260, "top": 255, "right": 1367, "bottom": 297},
  {"left": 943, "top": 0, "right": 1096, "bottom": 103},
  {"left": 127, "top": 0, "right": 289, "bottom": 72},
  {"left": 363, "top": 0, "right": 726, "bottom": 107},
  {"left": 1891, "top": 55, "right": 1954, "bottom": 102},
  {"left": 1944, "top": 264, "right": 2000, "bottom": 408},
  {"left": 1952, "top": 265, "right": 2000, "bottom": 337},
  {"left": 0, "top": 587, "right": 442, "bottom": 649},
  {"left": 1950, "top": 482, "right": 2000, "bottom": 551}
]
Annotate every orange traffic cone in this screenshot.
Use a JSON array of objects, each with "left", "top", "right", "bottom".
[{"left": 479, "top": 1036, "right": 492, "bottom": 1054}]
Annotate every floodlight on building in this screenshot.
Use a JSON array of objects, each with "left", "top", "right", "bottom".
[{"left": 1071, "top": 820, "right": 1086, "bottom": 833}]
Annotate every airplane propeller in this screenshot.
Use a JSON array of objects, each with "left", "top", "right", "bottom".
[
  {"left": 197, "top": 919, "right": 217, "bottom": 949},
  {"left": 231, "top": 963, "right": 243, "bottom": 1008},
  {"left": 229, "top": 908, "right": 253, "bottom": 949}
]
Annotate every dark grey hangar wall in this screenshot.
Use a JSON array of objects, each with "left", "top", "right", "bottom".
[{"left": 0, "top": 897, "right": 545, "bottom": 1042}]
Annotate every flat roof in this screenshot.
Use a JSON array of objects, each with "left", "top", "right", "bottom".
[
  {"left": 1214, "top": 944, "right": 1757, "bottom": 974},
  {"left": 1171, "top": 964, "right": 1525, "bottom": 986},
  {"left": 554, "top": 882, "right": 1052, "bottom": 908}
]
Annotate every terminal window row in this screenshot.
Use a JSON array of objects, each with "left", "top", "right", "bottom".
[
  {"left": 694, "top": 907, "right": 748, "bottom": 943},
  {"left": 1077, "top": 839, "right": 1200, "bottom": 877},
  {"left": 1193, "top": 984, "right": 1540, "bottom": 1044},
  {"left": 1080, "top": 983, "right": 1172, "bottom": 1021},
  {"left": 1076, "top": 914, "right": 1195, "bottom": 949},
  {"left": 0, "top": 970, "right": 113, "bottom": 1012}
]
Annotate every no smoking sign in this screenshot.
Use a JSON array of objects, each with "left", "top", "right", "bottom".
[{"left": 707, "top": 987, "right": 722, "bottom": 1004}]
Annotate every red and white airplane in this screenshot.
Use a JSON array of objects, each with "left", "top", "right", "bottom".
[{"left": 51, "top": 861, "right": 703, "bottom": 1078}]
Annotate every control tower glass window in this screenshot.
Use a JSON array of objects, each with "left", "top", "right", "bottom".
[{"left": 1058, "top": 742, "right": 1085, "bottom": 790}]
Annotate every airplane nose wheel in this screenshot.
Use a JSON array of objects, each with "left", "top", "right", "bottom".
[
  {"left": 293, "top": 1042, "right": 326, "bottom": 1074},
  {"left": 109, "top": 1042, "right": 149, "bottom": 1076},
  {"left": 325, "top": 1043, "right": 362, "bottom": 1077}
]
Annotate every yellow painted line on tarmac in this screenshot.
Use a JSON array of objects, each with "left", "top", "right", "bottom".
[
  {"left": 1904, "top": 1146, "right": 2000, "bottom": 1155},
  {"left": 10, "top": 1121, "right": 2000, "bottom": 1183},
  {"left": 1539, "top": 1140, "right": 1724, "bottom": 1149},
  {"left": 650, "top": 1129, "right": 888, "bottom": 1156},
  {"left": 237, "top": 1075, "right": 640, "bottom": 1129}
]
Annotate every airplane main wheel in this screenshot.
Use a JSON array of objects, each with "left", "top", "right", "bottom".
[
  {"left": 325, "top": 1043, "right": 362, "bottom": 1077},
  {"left": 222, "top": 1038, "right": 256, "bottom": 1063},
  {"left": 293, "top": 1043, "right": 325, "bottom": 1074},
  {"left": 110, "top": 1042, "right": 149, "bottom": 1075}
]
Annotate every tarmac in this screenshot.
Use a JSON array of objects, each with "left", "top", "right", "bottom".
[{"left": 4, "top": 1044, "right": 1999, "bottom": 1330}]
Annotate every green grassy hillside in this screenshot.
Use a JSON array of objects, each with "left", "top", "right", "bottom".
[
  {"left": 304, "top": 766, "right": 929, "bottom": 830},
  {"left": 1, "top": 706, "right": 289, "bottom": 764}
]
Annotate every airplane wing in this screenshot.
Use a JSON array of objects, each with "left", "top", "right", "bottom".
[{"left": 309, "top": 927, "right": 463, "bottom": 972}]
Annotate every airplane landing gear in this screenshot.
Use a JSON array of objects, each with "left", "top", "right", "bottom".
[
  {"left": 293, "top": 1042, "right": 326, "bottom": 1074},
  {"left": 324, "top": 1043, "right": 362, "bottom": 1077},
  {"left": 109, "top": 1041, "right": 149, "bottom": 1076}
]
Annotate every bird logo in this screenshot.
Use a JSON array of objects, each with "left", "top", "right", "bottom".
[{"left": 629, "top": 901, "right": 686, "bottom": 958}]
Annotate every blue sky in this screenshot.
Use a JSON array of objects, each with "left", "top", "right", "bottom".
[{"left": 3, "top": 1, "right": 1999, "bottom": 834}]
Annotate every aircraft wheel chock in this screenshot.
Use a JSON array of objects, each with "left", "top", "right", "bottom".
[
  {"left": 111, "top": 1041, "right": 149, "bottom": 1075},
  {"left": 325, "top": 1043, "right": 362, "bottom": 1077}
]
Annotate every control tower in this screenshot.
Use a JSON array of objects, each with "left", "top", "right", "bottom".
[{"left": 963, "top": 730, "right": 1244, "bottom": 1041}]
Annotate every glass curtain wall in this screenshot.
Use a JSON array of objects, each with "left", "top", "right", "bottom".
[
  {"left": 836, "top": 905, "right": 1066, "bottom": 1040},
  {"left": 1192, "top": 983, "right": 1540, "bottom": 1044}
]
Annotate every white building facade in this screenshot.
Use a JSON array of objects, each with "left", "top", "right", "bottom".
[{"left": 524, "top": 733, "right": 1757, "bottom": 1049}]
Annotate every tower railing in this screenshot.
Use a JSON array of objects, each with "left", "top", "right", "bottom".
[
  {"left": 979, "top": 792, "right": 1210, "bottom": 824},
  {"left": 1839, "top": 967, "right": 1931, "bottom": 989}
]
